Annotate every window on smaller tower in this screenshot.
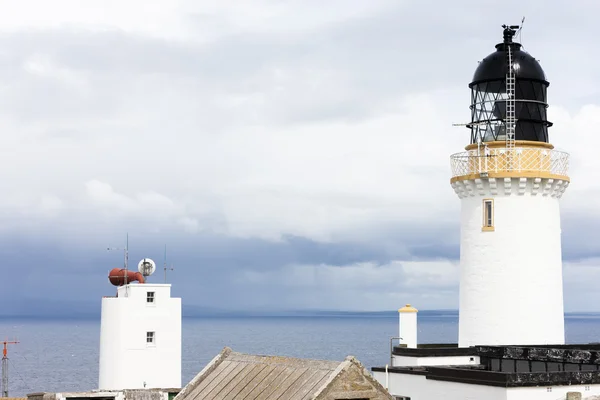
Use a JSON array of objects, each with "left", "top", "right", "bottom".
[
  {"left": 146, "top": 331, "right": 155, "bottom": 345},
  {"left": 147, "top": 291, "right": 155, "bottom": 303},
  {"left": 482, "top": 199, "right": 494, "bottom": 231}
]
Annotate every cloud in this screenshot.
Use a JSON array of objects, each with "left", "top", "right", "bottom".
[
  {"left": 226, "top": 258, "right": 460, "bottom": 311},
  {"left": 85, "top": 179, "right": 177, "bottom": 215},
  {"left": 0, "top": 0, "right": 599, "bottom": 312}
]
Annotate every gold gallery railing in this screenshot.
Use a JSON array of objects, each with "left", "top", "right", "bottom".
[{"left": 450, "top": 147, "right": 570, "bottom": 178}]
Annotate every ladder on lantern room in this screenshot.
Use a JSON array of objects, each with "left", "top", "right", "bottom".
[{"left": 505, "top": 43, "right": 516, "bottom": 170}]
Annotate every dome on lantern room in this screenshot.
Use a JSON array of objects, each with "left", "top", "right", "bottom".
[
  {"left": 467, "top": 25, "right": 552, "bottom": 144},
  {"left": 471, "top": 42, "right": 547, "bottom": 84}
]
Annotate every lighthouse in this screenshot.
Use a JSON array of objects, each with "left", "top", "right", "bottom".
[
  {"left": 98, "top": 258, "right": 182, "bottom": 390},
  {"left": 450, "top": 25, "right": 570, "bottom": 347},
  {"left": 371, "top": 25, "right": 600, "bottom": 400}
]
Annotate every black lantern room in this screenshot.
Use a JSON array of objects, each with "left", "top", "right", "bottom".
[{"left": 468, "top": 25, "right": 552, "bottom": 144}]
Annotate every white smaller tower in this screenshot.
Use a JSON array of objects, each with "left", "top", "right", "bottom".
[
  {"left": 99, "top": 258, "right": 182, "bottom": 390},
  {"left": 398, "top": 304, "right": 418, "bottom": 348}
]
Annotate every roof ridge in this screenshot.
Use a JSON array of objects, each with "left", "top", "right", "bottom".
[{"left": 226, "top": 351, "right": 341, "bottom": 367}]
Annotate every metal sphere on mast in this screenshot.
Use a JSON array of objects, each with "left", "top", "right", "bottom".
[{"left": 138, "top": 258, "right": 157, "bottom": 278}]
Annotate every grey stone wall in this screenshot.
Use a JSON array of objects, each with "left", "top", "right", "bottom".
[
  {"left": 123, "top": 390, "right": 165, "bottom": 400},
  {"left": 315, "top": 361, "right": 393, "bottom": 400}
]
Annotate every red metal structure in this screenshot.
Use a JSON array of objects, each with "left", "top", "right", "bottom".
[
  {"left": 2, "top": 340, "right": 19, "bottom": 397},
  {"left": 108, "top": 268, "right": 145, "bottom": 286}
]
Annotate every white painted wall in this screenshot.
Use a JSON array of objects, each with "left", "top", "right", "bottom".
[
  {"left": 372, "top": 371, "right": 428, "bottom": 400},
  {"left": 99, "top": 283, "right": 182, "bottom": 390},
  {"left": 392, "top": 354, "right": 480, "bottom": 367},
  {"left": 399, "top": 312, "right": 417, "bottom": 348},
  {"left": 372, "top": 371, "right": 507, "bottom": 400},
  {"left": 452, "top": 176, "right": 568, "bottom": 347},
  {"left": 507, "top": 385, "right": 600, "bottom": 400},
  {"left": 373, "top": 371, "right": 600, "bottom": 400}
]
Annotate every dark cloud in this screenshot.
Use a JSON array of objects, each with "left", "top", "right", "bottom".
[
  {"left": 0, "top": 206, "right": 597, "bottom": 313},
  {"left": 560, "top": 213, "right": 600, "bottom": 261},
  {"left": 0, "top": 222, "right": 454, "bottom": 311}
]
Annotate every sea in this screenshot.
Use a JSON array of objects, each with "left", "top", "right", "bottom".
[{"left": 2, "top": 311, "right": 600, "bottom": 397}]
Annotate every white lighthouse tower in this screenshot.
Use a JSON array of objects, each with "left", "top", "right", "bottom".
[
  {"left": 450, "top": 25, "right": 570, "bottom": 347},
  {"left": 98, "top": 258, "right": 182, "bottom": 390}
]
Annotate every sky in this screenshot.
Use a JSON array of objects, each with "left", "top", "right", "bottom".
[{"left": 1, "top": 0, "right": 600, "bottom": 315}]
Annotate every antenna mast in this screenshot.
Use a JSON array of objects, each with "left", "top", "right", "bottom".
[
  {"left": 163, "top": 245, "right": 174, "bottom": 283},
  {"left": 125, "top": 233, "right": 129, "bottom": 284},
  {"left": 107, "top": 233, "right": 130, "bottom": 294},
  {"left": 1, "top": 340, "right": 19, "bottom": 397}
]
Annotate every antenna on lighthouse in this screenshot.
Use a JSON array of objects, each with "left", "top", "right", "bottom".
[
  {"left": 107, "top": 233, "right": 131, "bottom": 294},
  {"left": 163, "top": 244, "right": 174, "bottom": 283},
  {"left": 517, "top": 16, "right": 525, "bottom": 45},
  {"left": 1, "top": 339, "right": 19, "bottom": 397},
  {"left": 107, "top": 234, "right": 130, "bottom": 276}
]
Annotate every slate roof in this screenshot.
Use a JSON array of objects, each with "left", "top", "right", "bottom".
[{"left": 175, "top": 347, "right": 388, "bottom": 400}]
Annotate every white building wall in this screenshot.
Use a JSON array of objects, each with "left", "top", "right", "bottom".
[
  {"left": 453, "top": 177, "right": 567, "bottom": 347},
  {"left": 372, "top": 371, "right": 507, "bottom": 400},
  {"left": 391, "top": 354, "right": 480, "bottom": 367},
  {"left": 99, "top": 284, "right": 182, "bottom": 390},
  {"left": 507, "top": 385, "right": 600, "bottom": 400},
  {"left": 372, "top": 372, "right": 428, "bottom": 400},
  {"left": 373, "top": 371, "right": 600, "bottom": 400}
]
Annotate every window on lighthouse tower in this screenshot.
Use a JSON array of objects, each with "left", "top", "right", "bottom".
[
  {"left": 483, "top": 199, "right": 494, "bottom": 231},
  {"left": 146, "top": 331, "right": 156, "bottom": 346}
]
